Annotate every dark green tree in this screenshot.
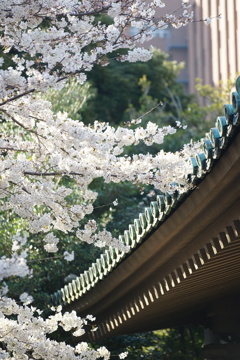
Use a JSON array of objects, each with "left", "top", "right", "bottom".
[
  {"left": 3, "top": 48, "right": 233, "bottom": 359},
  {"left": 94, "top": 327, "right": 204, "bottom": 360},
  {"left": 63, "top": 49, "right": 191, "bottom": 126}
]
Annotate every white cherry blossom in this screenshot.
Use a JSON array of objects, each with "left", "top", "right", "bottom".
[{"left": 0, "top": 1, "right": 199, "bottom": 359}]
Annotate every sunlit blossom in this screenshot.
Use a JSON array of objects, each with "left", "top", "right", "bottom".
[{"left": 0, "top": 1, "right": 196, "bottom": 359}]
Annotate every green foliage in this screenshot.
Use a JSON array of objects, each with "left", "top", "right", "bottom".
[
  {"left": 44, "top": 79, "right": 96, "bottom": 120},
  {"left": 95, "top": 326, "right": 204, "bottom": 360},
  {"left": 81, "top": 49, "right": 189, "bottom": 125},
  {"left": 123, "top": 73, "right": 186, "bottom": 154},
  {"left": 1, "top": 213, "right": 101, "bottom": 313},
  {"left": 2, "top": 48, "right": 234, "bottom": 358},
  {"left": 0, "top": 212, "right": 28, "bottom": 258},
  {"left": 89, "top": 178, "right": 152, "bottom": 236},
  {"left": 121, "top": 74, "right": 196, "bottom": 154},
  {"left": 124, "top": 75, "right": 238, "bottom": 155},
  {"left": 195, "top": 77, "right": 237, "bottom": 117}
]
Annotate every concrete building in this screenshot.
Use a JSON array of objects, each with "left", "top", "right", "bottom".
[
  {"left": 188, "top": 0, "right": 240, "bottom": 93},
  {"left": 142, "top": 0, "right": 240, "bottom": 93},
  {"left": 140, "top": 1, "right": 189, "bottom": 89}
]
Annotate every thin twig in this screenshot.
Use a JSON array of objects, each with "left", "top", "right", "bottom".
[
  {"left": 23, "top": 171, "right": 84, "bottom": 177},
  {"left": 27, "top": 254, "right": 65, "bottom": 263},
  {"left": 68, "top": 6, "right": 111, "bottom": 17},
  {"left": 9, "top": 181, "right": 31, "bottom": 195},
  {"left": 0, "top": 89, "right": 35, "bottom": 107},
  {"left": 1, "top": 109, "right": 45, "bottom": 138},
  {"left": 0, "top": 146, "right": 28, "bottom": 152}
]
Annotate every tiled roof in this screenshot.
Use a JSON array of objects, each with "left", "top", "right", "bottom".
[{"left": 50, "top": 77, "right": 240, "bottom": 309}]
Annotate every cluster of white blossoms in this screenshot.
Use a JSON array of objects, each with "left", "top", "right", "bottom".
[
  {"left": 0, "top": 94, "right": 192, "bottom": 248},
  {"left": 0, "top": 0, "right": 194, "bottom": 99},
  {"left": 0, "top": 233, "right": 32, "bottom": 281},
  {"left": 0, "top": 1, "right": 199, "bottom": 359},
  {"left": 19, "top": 292, "right": 34, "bottom": 305},
  {"left": 0, "top": 297, "right": 113, "bottom": 360}
]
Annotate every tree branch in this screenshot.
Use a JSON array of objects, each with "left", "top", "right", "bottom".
[
  {"left": 23, "top": 171, "right": 84, "bottom": 177},
  {"left": 0, "top": 89, "right": 35, "bottom": 107},
  {"left": 0, "top": 146, "right": 28, "bottom": 152},
  {"left": 1, "top": 109, "right": 46, "bottom": 138}
]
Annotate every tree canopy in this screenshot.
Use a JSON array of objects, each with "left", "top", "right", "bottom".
[{"left": 0, "top": 1, "right": 214, "bottom": 359}]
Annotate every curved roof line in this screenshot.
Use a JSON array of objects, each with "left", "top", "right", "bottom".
[{"left": 50, "top": 77, "right": 240, "bottom": 310}]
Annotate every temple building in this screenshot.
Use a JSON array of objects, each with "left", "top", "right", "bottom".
[
  {"left": 51, "top": 78, "right": 240, "bottom": 360},
  {"left": 49, "top": 4, "right": 240, "bottom": 360}
]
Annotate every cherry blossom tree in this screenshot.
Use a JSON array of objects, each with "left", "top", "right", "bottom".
[{"left": 0, "top": 1, "right": 196, "bottom": 359}]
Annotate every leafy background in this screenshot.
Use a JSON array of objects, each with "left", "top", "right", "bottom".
[{"left": 2, "top": 47, "right": 235, "bottom": 359}]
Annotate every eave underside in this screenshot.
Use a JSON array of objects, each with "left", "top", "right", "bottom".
[
  {"left": 92, "top": 237, "right": 240, "bottom": 340},
  {"left": 65, "top": 131, "right": 240, "bottom": 341}
]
